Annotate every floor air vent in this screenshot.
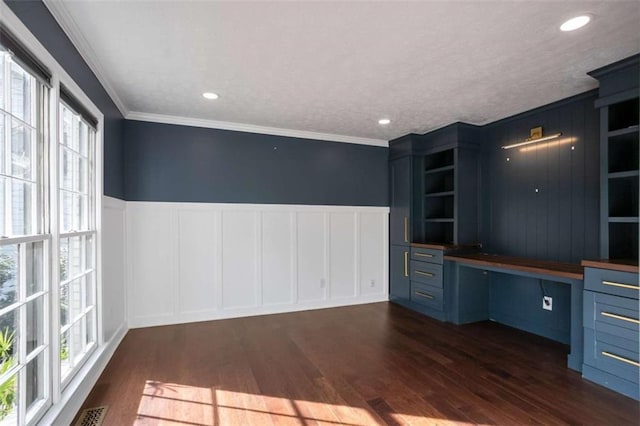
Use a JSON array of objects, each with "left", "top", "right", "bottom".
[{"left": 75, "top": 406, "right": 108, "bottom": 426}]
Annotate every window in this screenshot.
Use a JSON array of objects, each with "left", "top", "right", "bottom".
[
  {"left": 0, "top": 19, "right": 101, "bottom": 424},
  {"left": 58, "top": 100, "right": 96, "bottom": 384},
  {"left": 0, "top": 50, "right": 49, "bottom": 425}
]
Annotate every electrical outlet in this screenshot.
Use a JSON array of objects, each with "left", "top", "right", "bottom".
[
  {"left": 370, "top": 279, "right": 375, "bottom": 288},
  {"left": 543, "top": 296, "right": 553, "bottom": 311}
]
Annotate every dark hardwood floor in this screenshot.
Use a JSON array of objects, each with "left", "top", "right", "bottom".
[{"left": 77, "top": 302, "right": 639, "bottom": 425}]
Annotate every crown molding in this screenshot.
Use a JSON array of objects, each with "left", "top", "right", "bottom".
[
  {"left": 43, "top": 0, "right": 129, "bottom": 117},
  {"left": 126, "top": 111, "right": 389, "bottom": 147}
]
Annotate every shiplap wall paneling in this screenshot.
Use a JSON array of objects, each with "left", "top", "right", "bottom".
[{"left": 482, "top": 93, "right": 600, "bottom": 262}]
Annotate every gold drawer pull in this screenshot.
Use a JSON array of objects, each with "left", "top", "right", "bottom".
[
  {"left": 403, "top": 251, "right": 409, "bottom": 277},
  {"left": 415, "top": 291, "right": 434, "bottom": 299},
  {"left": 415, "top": 252, "right": 434, "bottom": 258},
  {"left": 601, "top": 311, "right": 640, "bottom": 325},
  {"left": 601, "top": 351, "right": 640, "bottom": 368},
  {"left": 602, "top": 280, "right": 639, "bottom": 290},
  {"left": 415, "top": 270, "right": 434, "bottom": 277}
]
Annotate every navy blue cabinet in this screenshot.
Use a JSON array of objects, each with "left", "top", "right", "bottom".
[
  {"left": 389, "top": 135, "right": 415, "bottom": 306},
  {"left": 588, "top": 54, "right": 639, "bottom": 260},
  {"left": 408, "top": 245, "right": 447, "bottom": 320},
  {"left": 412, "top": 123, "right": 481, "bottom": 246},
  {"left": 388, "top": 125, "right": 480, "bottom": 319},
  {"left": 389, "top": 156, "right": 412, "bottom": 246},
  {"left": 390, "top": 245, "right": 410, "bottom": 302},
  {"left": 582, "top": 55, "right": 640, "bottom": 400},
  {"left": 582, "top": 265, "right": 639, "bottom": 400}
]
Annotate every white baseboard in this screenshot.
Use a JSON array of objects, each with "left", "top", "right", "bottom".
[{"left": 128, "top": 294, "right": 389, "bottom": 329}]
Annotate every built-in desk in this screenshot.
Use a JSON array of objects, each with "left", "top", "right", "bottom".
[{"left": 444, "top": 253, "right": 584, "bottom": 372}]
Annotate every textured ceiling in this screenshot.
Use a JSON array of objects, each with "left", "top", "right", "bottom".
[{"left": 45, "top": 0, "right": 640, "bottom": 144}]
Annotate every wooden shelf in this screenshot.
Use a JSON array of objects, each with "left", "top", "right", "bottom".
[
  {"left": 608, "top": 170, "right": 640, "bottom": 179},
  {"left": 425, "top": 191, "right": 454, "bottom": 198},
  {"left": 424, "top": 165, "right": 455, "bottom": 175},
  {"left": 425, "top": 218, "right": 454, "bottom": 223},
  {"left": 608, "top": 126, "right": 639, "bottom": 138},
  {"left": 608, "top": 217, "right": 639, "bottom": 223}
]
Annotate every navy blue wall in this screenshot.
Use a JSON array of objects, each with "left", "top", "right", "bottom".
[
  {"left": 480, "top": 91, "right": 600, "bottom": 262},
  {"left": 479, "top": 90, "right": 600, "bottom": 343},
  {"left": 6, "top": 0, "right": 125, "bottom": 199},
  {"left": 124, "top": 120, "right": 388, "bottom": 206}
]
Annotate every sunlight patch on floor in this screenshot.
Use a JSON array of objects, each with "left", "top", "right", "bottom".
[
  {"left": 136, "top": 381, "right": 215, "bottom": 425},
  {"left": 135, "top": 380, "right": 477, "bottom": 425},
  {"left": 391, "top": 412, "right": 480, "bottom": 426}
]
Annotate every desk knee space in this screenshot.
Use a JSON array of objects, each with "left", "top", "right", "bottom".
[{"left": 444, "top": 253, "right": 584, "bottom": 372}]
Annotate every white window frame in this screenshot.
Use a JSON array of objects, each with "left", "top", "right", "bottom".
[
  {"left": 0, "top": 3, "right": 104, "bottom": 425},
  {"left": 57, "top": 100, "right": 97, "bottom": 389},
  {"left": 0, "top": 51, "right": 51, "bottom": 425}
]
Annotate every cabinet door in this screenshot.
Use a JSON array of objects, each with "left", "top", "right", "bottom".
[
  {"left": 390, "top": 245, "right": 410, "bottom": 301},
  {"left": 390, "top": 157, "right": 411, "bottom": 246}
]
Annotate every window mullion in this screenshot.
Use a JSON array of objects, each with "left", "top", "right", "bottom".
[
  {"left": 4, "top": 59, "right": 12, "bottom": 237},
  {"left": 2, "top": 58, "right": 8, "bottom": 237},
  {"left": 39, "top": 80, "right": 52, "bottom": 416},
  {"left": 48, "top": 81, "right": 61, "bottom": 406},
  {"left": 3, "top": 114, "right": 10, "bottom": 235},
  {"left": 32, "top": 85, "right": 39, "bottom": 235},
  {"left": 18, "top": 365, "right": 26, "bottom": 424},
  {"left": 3, "top": 176, "right": 9, "bottom": 237},
  {"left": 18, "top": 242, "right": 27, "bottom": 424}
]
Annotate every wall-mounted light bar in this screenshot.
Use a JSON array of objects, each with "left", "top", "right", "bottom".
[
  {"left": 519, "top": 137, "right": 573, "bottom": 152},
  {"left": 501, "top": 126, "right": 563, "bottom": 150}
]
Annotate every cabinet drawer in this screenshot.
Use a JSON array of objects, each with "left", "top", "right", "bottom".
[
  {"left": 410, "top": 247, "right": 443, "bottom": 264},
  {"left": 584, "top": 328, "right": 639, "bottom": 383},
  {"left": 584, "top": 267, "right": 639, "bottom": 299},
  {"left": 584, "top": 291, "right": 639, "bottom": 341},
  {"left": 410, "top": 282, "right": 443, "bottom": 311},
  {"left": 410, "top": 261, "right": 443, "bottom": 287}
]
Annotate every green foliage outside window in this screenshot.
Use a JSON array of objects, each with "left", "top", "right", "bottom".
[{"left": 0, "top": 328, "right": 16, "bottom": 420}]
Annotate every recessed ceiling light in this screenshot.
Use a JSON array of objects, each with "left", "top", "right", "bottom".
[
  {"left": 378, "top": 118, "right": 391, "bottom": 125},
  {"left": 202, "top": 92, "right": 219, "bottom": 100},
  {"left": 560, "top": 15, "right": 591, "bottom": 32}
]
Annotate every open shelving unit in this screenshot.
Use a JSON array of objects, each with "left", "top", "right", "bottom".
[
  {"left": 423, "top": 148, "right": 456, "bottom": 243},
  {"left": 590, "top": 57, "right": 640, "bottom": 260},
  {"left": 606, "top": 98, "right": 639, "bottom": 259}
]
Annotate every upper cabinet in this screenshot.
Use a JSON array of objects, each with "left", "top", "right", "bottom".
[
  {"left": 389, "top": 156, "right": 412, "bottom": 246},
  {"left": 413, "top": 123, "right": 481, "bottom": 245},
  {"left": 389, "top": 135, "right": 417, "bottom": 246},
  {"left": 389, "top": 124, "right": 481, "bottom": 247},
  {"left": 588, "top": 54, "right": 640, "bottom": 260}
]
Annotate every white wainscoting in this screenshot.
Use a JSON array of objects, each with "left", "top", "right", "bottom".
[
  {"left": 101, "top": 196, "right": 128, "bottom": 341},
  {"left": 126, "top": 202, "right": 389, "bottom": 328}
]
